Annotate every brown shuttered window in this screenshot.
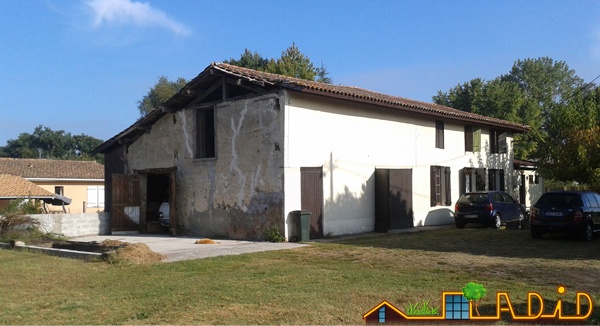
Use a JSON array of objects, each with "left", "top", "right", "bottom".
[
  {"left": 435, "top": 121, "right": 444, "bottom": 149},
  {"left": 464, "top": 126, "right": 473, "bottom": 152},
  {"left": 430, "top": 166, "right": 452, "bottom": 206}
]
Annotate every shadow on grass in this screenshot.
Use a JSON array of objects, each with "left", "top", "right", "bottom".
[{"left": 324, "top": 225, "right": 600, "bottom": 261}]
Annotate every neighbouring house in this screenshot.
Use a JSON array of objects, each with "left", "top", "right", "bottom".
[
  {"left": 94, "top": 63, "right": 529, "bottom": 239},
  {"left": 513, "top": 159, "right": 544, "bottom": 211},
  {"left": 0, "top": 158, "right": 104, "bottom": 213},
  {"left": 0, "top": 174, "right": 72, "bottom": 212}
]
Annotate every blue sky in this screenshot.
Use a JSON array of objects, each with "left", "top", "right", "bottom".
[{"left": 1, "top": 0, "right": 600, "bottom": 146}]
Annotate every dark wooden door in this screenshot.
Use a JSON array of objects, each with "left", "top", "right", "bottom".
[
  {"left": 301, "top": 167, "right": 323, "bottom": 238},
  {"left": 111, "top": 174, "right": 140, "bottom": 232},
  {"left": 375, "top": 169, "right": 413, "bottom": 231},
  {"left": 388, "top": 169, "right": 413, "bottom": 229}
]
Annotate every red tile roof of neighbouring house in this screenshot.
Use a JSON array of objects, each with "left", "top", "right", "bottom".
[
  {"left": 0, "top": 158, "right": 104, "bottom": 180},
  {"left": 0, "top": 174, "right": 56, "bottom": 198}
]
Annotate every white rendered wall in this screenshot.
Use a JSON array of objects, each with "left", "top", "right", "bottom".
[{"left": 283, "top": 92, "right": 514, "bottom": 236}]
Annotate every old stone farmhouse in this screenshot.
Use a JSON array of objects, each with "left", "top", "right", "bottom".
[{"left": 94, "top": 63, "right": 529, "bottom": 240}]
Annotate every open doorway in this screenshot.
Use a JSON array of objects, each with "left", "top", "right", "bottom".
[{"left": 146, "top": 173, "right": 171, "bottom": 234}]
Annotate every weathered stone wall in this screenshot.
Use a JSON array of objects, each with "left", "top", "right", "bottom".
[
  {"left": 126, "top": 93, "right": 285, "bottom": 240},
  {"left": 32, "top": 212, "right": 110, "bottom": 237}
]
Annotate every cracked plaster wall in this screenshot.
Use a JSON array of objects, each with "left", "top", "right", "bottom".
[{"left": 126, "top": 93, "right": 284, "bottom": 240}]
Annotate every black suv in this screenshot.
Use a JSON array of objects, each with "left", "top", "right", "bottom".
[
  {"left": 454, "top": 191, "right": 527, "bottom": 229},
  {"left": 530, "top": 191, "right": 600, "bottom": 241}
]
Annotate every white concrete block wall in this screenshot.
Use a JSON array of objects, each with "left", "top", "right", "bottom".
[{"left": 29, "top": 213, "right": 110, "bottom": 237}]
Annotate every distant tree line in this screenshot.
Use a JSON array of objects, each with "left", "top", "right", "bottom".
[{"left": 0, "top": 125, "right": 103, "bottom": 162}]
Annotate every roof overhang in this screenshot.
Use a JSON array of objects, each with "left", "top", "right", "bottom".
[{"left": 94, "top": 62, "right": 530, "bottom": 154}]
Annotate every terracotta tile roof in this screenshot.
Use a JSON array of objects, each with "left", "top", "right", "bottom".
[
  {"left": 0, "top": 158, "right": 104, "bottom": 180},
  {"left": 211, "top": 62, "right": 528, "bottom": 131},
  {"left": 94, "top": 62, "right": 529, "bottom": 154},
  {"left": 0, "top": 174, "right": 55, "bottom": 198}
]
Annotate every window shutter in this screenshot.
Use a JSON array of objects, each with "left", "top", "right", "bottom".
[
  {"left": 436, "top": 121, "right": 444, "bottom": 149},
  {"left": 499, "top": 132, "right": 507, "bottom": 154},
  {"left": 87, "top": 186, "right": 98, "bottom": 207},
  {"left": 459, "top": 168, "right": 466, "bottom": 196},
  {"left": 499, "top": 170, "right": 505, "bottom": 191},
  {"left": 430, "top": 166, "right": 437, "bottom": 206},
  {"left": 464, "top": 126, "right": 473, "bottom": 152},
  {"left": 476, "top": 168, "right": 486, "bottom": 191},
  {"left": 490, "top": 129, "right": 498, "bottom": 153},
  {"left": 444, "top": 166, "right": 452, "bottom": 206},
  {"left": 488, "top": 169, "right": 495, "bottom": 191},
  {"left": 473, "top": 128, "right": 481, "bottom": 152},
  {"left": 98, "top": 186, "right": 105, "bottom": 208}
]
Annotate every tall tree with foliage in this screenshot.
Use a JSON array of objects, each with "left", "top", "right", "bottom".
[
  {"left": 137, "top": 76, "right": 188, "bottom": 117},
  {"left": 0, "top": 125, "right": 103, "bottom": 162},
  {"left": 225, "top": 43, "right": 332, "bottom": 83},
  {"left": 537, "top": 87, "right": 600, "bottom": 184},
  {"left": 433, "top": 57, "right": 586, "bottom": 160}
]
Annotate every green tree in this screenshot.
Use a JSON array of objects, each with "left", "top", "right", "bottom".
[
  {"left": 462, "top": 282, "right": 487, "bottom": 316},
  {"left": 225, "top": 43, "right": 332, "bottom": 84},
  {"left": 273, "top": 43, "right": 317, "bottom": 80},
  {"left": 536, "top": 87, "right": 600, "bottom": 184},
  {"left": 224, "top": 49, "right": 270, "bottom": 71},
  {"left": 433, "top": 57, "right": 586, "bottom": 160},
  {"left": 137, "top": 76, "right": 188, "bottom": 117},
  {"left": 1, "top": 125, "right": 103, "bottom": 162}
]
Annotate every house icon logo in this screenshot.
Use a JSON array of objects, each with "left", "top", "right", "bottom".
[{"left": 363, "top": 284, "right": 593, "bottom": 324}]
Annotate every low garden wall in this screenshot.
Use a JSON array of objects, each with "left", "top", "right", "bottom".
[{"left": 32, "top": 212, "right": 110, "bottom": 237}]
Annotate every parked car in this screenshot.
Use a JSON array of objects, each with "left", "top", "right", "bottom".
[
  {"left": 530, "top": 191, "right": 600, "bottom": 241},
  {"left": 454, "top": 191, "right": 527, "bottom": 229}
]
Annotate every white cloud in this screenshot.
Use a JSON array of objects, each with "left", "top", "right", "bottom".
[{"left": 86, "top": 0, "right": 191, "bottom": 36}]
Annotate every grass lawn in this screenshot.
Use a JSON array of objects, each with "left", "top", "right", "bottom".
[{"left": 0, "top": 226, "right": 599, "bottom": 324}]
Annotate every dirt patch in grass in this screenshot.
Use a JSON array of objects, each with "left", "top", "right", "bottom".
[
  {"left": 112, "top": 242, "right": 165, "bottom": 265},
  {"left": 50, "top": 239, "right": 165, "bottom": 265}
]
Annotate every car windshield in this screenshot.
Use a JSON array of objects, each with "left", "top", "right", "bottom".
[
  {"left": 458, "top": 193, "right": 488, "bottom": 204},
  {"left": 536, "top": 193, "right": 583, "bottom": 207}
]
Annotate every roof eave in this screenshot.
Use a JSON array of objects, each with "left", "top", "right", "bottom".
[{"left": 292, "top": 87, "right": 529, "bottom": 133}]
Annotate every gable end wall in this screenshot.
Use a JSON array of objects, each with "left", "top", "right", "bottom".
[{"left": 125, "top": 93, "right": 284, "bottom": 239}]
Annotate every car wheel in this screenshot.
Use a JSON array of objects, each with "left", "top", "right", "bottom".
[
  {"left": 580, "top": 223, "right": 593, "bottom": 242},
  {"left": 492, "top": 214, "right": 501, "bottom": 229},
  {"left": 455, "top": 222, "right": 465, "bottom": 229},
  {"left": 517, "top": 212, "right": 526, "bottom": 230},
  {"left": 531, "top": 226, "right": 544, "bottom": 239}
]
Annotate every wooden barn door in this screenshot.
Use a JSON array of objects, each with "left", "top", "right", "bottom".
[
  {"left": 301, "top": 167, "right": 323, "bottom": 238},
  {"left": 111, "top": 174, "right": 140, "bottom": 232},
  {"left": 375, "top": 169, "right": 413, "bottom": 232}
]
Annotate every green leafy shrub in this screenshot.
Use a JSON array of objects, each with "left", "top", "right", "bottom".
[
  {"left": 0, "top": 198, "right": 60, "bottom": 244},
  {"left": 264, "top": 225, "right": 285, "bottom": 243},
  {"left": 1, "top": 198, "right": 43, "bottom": 215}
]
